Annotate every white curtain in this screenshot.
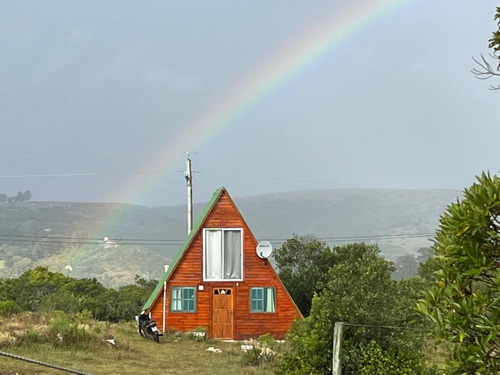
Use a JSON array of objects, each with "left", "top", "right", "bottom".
[
  {"left": 171, "top": 288, "right": 182, "bottom": 311},
  {"left": 266, "top": 288, "right": 276, "bottom": 312},
  {"left": 224, "top": 230, "right": 242, "bottom": 279},
  {"left": 205, "top": 230, "right": 222, "bottom": 279}
]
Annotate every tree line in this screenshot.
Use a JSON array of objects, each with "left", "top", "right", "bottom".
[
  {"left": 0, "top": 190, "right": 32, "bottom": 203},
  {"left": 0, "top": 267, "right": 156, "bottom": 322}
]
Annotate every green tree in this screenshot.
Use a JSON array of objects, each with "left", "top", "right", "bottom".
[
  {"left": 473, "top": 7, "right": 500, "bottom": 89},
  {"left": 392, "top": 253, "right": 420, "bottom": 280},
  {"left": 273, "top": 234, "right": 334, "bottom": 316},
  {"left": 41, "top": 289, "right": 81, "bottom": 313},
  {"left": 418, "top": 172, "right": 500, "bottom": 374},
  {"left": 276, "top": 243, "right": 427, "bottom": 375},
  {"left": 23, "top": 190, "right": 32, "bottom": 201},
  {"left": 417, "top": 255, "right": 440, "bottom": 283},
  {"left": 13, "top": 266, "right": 69, "bottom": 311}
]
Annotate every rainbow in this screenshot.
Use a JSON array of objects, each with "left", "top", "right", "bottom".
[{"left": 96, "top": 0, "right": 411, "bottom": 236}]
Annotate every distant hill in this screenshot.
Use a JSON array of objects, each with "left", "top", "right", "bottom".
[
  {"left": 0, "top": 201, "right": 184, "bottom": 287},
  {"left": 0, "top": 189, "right": 461, "bottom": 287},
  {"left": 234, "top": 189, "right": 461, "bottom": 259}
]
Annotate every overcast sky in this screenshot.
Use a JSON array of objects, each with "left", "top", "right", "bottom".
[{"left": 1, "top": 0, "right": 498, "bottom": 207}]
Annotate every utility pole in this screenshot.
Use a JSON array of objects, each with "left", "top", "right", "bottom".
[
  {"left": 185, "top": 153, "right": 193, "bottom": 234},
  {"left": 332, "top": 321, "right": 344, "bottom": 375}
]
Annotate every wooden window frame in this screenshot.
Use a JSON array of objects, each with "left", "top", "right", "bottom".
[
  {"left": 170, "top": 286, "right": 196, "bottom": 313},
  {"left": 203, "top": 228, "right": 244, "bottom": 282},
  {"left": 250, "top": 287, "right": 276, "bottom": 313}
]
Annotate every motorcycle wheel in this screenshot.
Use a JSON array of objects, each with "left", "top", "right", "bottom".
[
  {"left": 138, "top": 326, "right": 147, "bottom": 338},
  {"left": 154, "top": 331, "right": 160, "bottom": 343}
]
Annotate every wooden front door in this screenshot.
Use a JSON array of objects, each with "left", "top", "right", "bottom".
[{"left": 212, "top": 288, "right": 233, "bottom": 339}]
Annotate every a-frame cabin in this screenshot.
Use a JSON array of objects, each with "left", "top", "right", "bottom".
[{"left": 143, "top": 187, "right": 302, "bottom": 340}]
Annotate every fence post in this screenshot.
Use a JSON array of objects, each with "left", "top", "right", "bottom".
[{"left": 332, "top": 321, "right": 344, "bottom": 375}]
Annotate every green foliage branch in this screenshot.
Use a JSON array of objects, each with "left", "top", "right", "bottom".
[
  {"left": 418, "top": 172, "right": 500, "bottom": 374},
  {"left": 472, "top": 7, "right": 500, "bottom": 89},
  {"left": 490, "top": 7, "right": 500, "bottom": 54}
]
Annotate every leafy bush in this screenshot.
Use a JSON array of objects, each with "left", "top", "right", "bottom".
[
  {"left": 0, "top": 300, "right": 20, "bottom": 317},
  {"left": 242, "top": 346, "right": 264, "bottom": 366},
  {"left": 48, "top": 313, "right": 99, "bottom": 348},
  {"left": 242, "top": 333, "right": 278, "bottom": 367},
  {"left": 25, "top": 330, "right": 48, "bottom": 345},
  {"left": 274, "top": 318, "right": 329, "bottom": 375},
  {"left": 357, "top": 341, "right": 425, "bottom": 375},
  {"left": 257, "top": 333, "right": 275, "bottom": 347}
]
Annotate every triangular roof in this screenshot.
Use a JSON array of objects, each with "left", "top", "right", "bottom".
[{"left": 142, "top": 187, "right": 225, "bottom": 311}]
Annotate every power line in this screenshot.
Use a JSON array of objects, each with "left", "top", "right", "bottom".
[
  {"left": 0, "top": 234, "right": 185, "bottom": 246},
  {"left": 0, "top": 166, "right": 463, "bottom": 194},
  {"left": 0, "top": 233, "right": 434, "bottom": 242},
  {"left": 0, "top": 239, "right": 182, "bottom": 246},
  {"left": 266, "top": 233, "right": 434, "bottom": 243},
  {"left": 0, "top": 234, "right": 179, "bottom": 242},
  {"left": 0, "top": 232, "right": 434, "bottom": 246},
  {"left": 0, "top": 151, "right": 163, "bottom": 159},
  {"left": 0, "top": 171, "right": 167, "bottom": 179}
]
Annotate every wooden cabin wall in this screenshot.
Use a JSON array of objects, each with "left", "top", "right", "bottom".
[{"left": 150, "top": 191, "right": 301, "bottom": 339}]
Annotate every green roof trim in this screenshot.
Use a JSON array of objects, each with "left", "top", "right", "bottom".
[{"left": 142, "top": 187, "right": 225, "bottom": 311}]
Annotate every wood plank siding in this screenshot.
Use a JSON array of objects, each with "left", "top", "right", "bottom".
[{"left": 149, "top": 189, "right": 302, "bottom": 340}]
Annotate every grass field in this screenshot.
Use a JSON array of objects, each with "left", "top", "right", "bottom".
[{"left": 0, "top": 313, "right": 276, "bottom": 375}]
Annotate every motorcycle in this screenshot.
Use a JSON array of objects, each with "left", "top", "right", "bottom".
[{"left": 136, "top": 312, "right": 162, "bottom": 343}]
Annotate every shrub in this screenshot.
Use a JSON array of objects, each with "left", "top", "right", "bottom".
[
  {"left": 242, "top": 333, "right": 278, "bottom": 367},
  {"left": 0, "top": 300, "right": 20, "bottom": 317},
  {"left": 274, "top": 318, "right": 328, "bottom": 375},
  {"left": 25, "top": 330, "right": 47, "bottom": 345},
  {"left": 358, "top": 341, "right": 426, "bottom": 375},
  {"left": 242, "top": 345, "right": 264, "bottom": 366},
  {"left": 257, "top": 333, "right": 275, "bottom": 347},
  {"left": 48, "top": 313, "right": 99, "bottom": 348}
]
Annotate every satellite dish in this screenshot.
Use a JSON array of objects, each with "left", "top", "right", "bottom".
[{"left": 256, "top": 240, "right": 273, "bottom": 259}]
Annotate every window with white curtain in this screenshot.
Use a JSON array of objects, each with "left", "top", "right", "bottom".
[
  {"left": 250, "top": 287, "right": 276, "bottom": 313},
  {"left": 204, "top": 228, "right": 243, "bottom": 281},
  {"left": 171, "top": 287, "right": 196, "bottom": 312}
]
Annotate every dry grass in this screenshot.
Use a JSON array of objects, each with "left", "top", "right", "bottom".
[{"left": 0, "top": 313, "right": 276, "bottom": 375}]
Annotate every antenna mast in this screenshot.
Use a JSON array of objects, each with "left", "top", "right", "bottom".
[{"left": 185, "top": 153, "right": 193, "bottom": 234}]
